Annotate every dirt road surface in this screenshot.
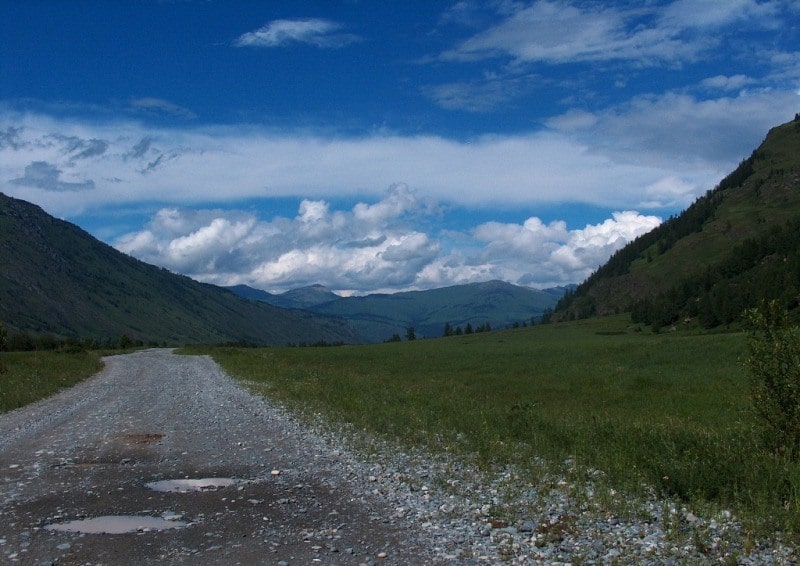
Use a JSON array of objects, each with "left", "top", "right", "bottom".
[{"left": 0, "top": 349, "right": 433, "bottom": 565}]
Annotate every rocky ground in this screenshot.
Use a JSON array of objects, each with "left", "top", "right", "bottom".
[{"left": 0, "top": 349, "right": 796, "bottom": 564}]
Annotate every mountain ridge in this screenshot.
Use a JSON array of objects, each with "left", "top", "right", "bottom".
[
  {"left": 228, "top": 279, "right": 563, "bottom": 343},
  {"left": 225, "top": 284, "right": 342, "bottom": 310},
  {"left": 0, "top": 193, "right": 358, "bottom": 345}
]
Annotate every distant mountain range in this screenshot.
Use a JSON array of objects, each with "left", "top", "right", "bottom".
[
  {"left": 0, "top": 192, "right": 566, "bottom": 345},
  {"left": 226, "top": 283, "right": 340, "bottom": 310},
  {"left": 228, "top": 280, "right": 568, "bottom": 342},
  {"left": 555, "top": 114, "right": 800, "bottom": 328}
]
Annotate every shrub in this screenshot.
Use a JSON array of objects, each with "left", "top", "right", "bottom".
[
  {"left": 119, "top": 334, "right": 133, "bottom": 349},
  {"left": 743, "top": 300, "right": 800, "bottom": 460}
]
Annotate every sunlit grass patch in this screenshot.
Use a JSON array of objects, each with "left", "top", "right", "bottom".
[
  {"left": 189, "top": 316, "right": 800, "bottom": 538},
  {"left": 0, "top": 350, "right": 103, "bottom": 412}
]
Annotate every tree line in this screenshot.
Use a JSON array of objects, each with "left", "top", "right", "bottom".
[
  {"left": 0, "top": 323, "right": 160, "bottom": 352},
  {"left": 631, "top": 217, "right": 800, "bottom": 330},
  {"left": 442, "top": 321, "right": 493, "bottom": 337}
]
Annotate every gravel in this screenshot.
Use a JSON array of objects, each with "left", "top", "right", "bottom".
[
  {"left": 0, "top": 349, "right": 796, "bottom": 564},
  {"left": 291, "top": 405, "right": 798, "bottom": 565}
]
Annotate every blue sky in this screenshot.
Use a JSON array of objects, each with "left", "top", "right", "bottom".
[{"left": 1, "top": 1, "right": 798, "bottom": 294}]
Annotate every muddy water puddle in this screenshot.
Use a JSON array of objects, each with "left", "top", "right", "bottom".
[
  {"left": 146, "top": 477, "right": 242, "bottom": 493},
  {"left": 44, "top": 515, "right": 188, "bottom": 534},
  {"left": 42, "top": 477, "right": 242, "bottom": 536}
]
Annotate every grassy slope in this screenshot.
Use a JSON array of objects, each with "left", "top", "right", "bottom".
[
  {"left": 193, "top": 318, "right": 800, "bottom": 536},
  {"left": 0, "top": 350, "right": 104, "bottom": 412},
  {"left": 651, "top": 120, "right": 800, "bottom": 273},
  {"left": 577, "top": 118, "right": 800, "bottom": 315}
]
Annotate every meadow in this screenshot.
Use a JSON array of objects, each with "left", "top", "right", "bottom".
[
  {"left": 3, "top": 316, "right": 797, "bottom": 537},
  {"left": 188, "top": 316, "right": 800, "bottom": 537},
  {"left": 0, "top": 350, "right": 104, "bottom": 412}
]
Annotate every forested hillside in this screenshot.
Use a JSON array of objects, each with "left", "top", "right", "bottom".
[
  {"left": 307, "top": 280, "right": 558, "bottom": 342},
  {"left": 630, "top": 219, "right": 800, "bottom": 328},
  {"left": 556, "top": 115, "right": 800, "bottom": 328}
]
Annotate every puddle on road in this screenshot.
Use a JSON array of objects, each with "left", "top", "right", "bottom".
[
  {"left": 146, "top": 477, "right": 240, "bottom": 493},
  {"left": 44, "top": 515, "right": 187, "bottom": 534}
]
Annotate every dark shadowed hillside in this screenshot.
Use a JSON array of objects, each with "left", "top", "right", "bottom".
[
  {"left": 0, "top": 194, "right": 358, "bottom": 345},
  {"left": 556, "top": 114, "right": 800, "bottom": 328}
]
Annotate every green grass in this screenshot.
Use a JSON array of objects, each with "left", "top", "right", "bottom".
[
  {"left": 187, "top": 315, "right": 800, "bottom": 537},
  {"left": 0, "top": 350, "right": 104, "bottom": 412}
]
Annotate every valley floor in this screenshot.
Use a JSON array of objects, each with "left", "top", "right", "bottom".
[{"left": 0, "top": 349, "right": 795, "bottom": 564}]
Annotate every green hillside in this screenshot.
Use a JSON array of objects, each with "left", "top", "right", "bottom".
[
  {"left": 310, "top": 279, "right": 558, "bottom": 342},
  {"left": 0, "top": 193, "right": 357, "bottom": 345},
  {"left": 557, "top": 114, "right": 800, "bottom": 327}
]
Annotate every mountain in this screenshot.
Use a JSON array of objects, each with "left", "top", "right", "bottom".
[
  {"left": 224, "top": 284, "right": 277, "bottom": 304},
  {"left": 281, "top": 284, "right": 341, "bottom": 309},
  {"left": 540, "top": 284, "right": 578, "bottom": 300},
  {"left": 0, "top": 193, "right": 358, "bottom": 346},
  {"left": 230, "top": 280, "right": 561, "bottom": 343},
  {"left": 307, "top": 280, "right": 559, "bottom": 343},
  {"left": 555, "top": 114, "right": 800, "bottom": 328},
  {"left": 227, "top": 284, "right": 340, "bottom": 310}
]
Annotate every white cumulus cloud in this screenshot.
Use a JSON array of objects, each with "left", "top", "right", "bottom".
[
  {"left": 462, "top": 210, "right": 661, "bottom": 287},
  {"left": 114, "top": 183, "right": 661, "bottom": 294}
]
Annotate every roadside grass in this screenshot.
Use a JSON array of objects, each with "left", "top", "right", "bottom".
[
  {"left": 0, "top": 350, "right": 104, "bottom": 413},
  {"left": 185, "top": 315, "right": 800, "bottom": 538}
]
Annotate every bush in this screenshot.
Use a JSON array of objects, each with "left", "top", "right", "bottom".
[
  {"left": 743, "top": 300, "right": 800, "bottom": 460},
  {"left": 119, "top": 334, "right": 133, "bottom": 349}
]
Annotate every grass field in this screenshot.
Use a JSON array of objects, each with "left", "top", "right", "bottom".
[
  {"left": 0, "top": 350, "right": 104, "bottom": 413},
  {"left": 187, "top": 315, "right": 800, "bottom": 537}
]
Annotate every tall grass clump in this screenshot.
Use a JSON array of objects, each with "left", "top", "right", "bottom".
[
  {"left": 199, "top": 315, "right": 800, "bottom": 537},
  {"left": 0, "top": 350, "right": 103, "bottom": 412}
]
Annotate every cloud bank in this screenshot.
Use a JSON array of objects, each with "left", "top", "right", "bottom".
[
  {"left": 4, "top": 86, "right": 791, "bottom": 220},
  {"left": 114, "top": 184, "right": 661, "bottom": 293}
]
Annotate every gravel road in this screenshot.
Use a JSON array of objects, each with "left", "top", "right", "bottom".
[
  {"left": 1, "top": 349, "right": 797, "bottom": 565},
  {"left": 0, "top": 349, "right": 433, "bottom": 565}
]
